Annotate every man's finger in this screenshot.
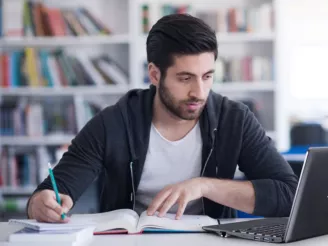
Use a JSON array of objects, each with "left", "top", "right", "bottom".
[
  {"left": 176, "top": 195, "right": 188, "bottom": 220},
  {"left": 43, "top": 197, "right": 63, "bottom": 216},
  {"left": 147, "top": 188, "right": 172, "bottom": 215},
  {"left": 158, "top": 192, "right": 180, "bottom": 217},
  {"left": 39, "top": 205, "right": 62, "bottom": 222},
  {"left": 60, "top": 194, "right": 73, "bottom": 213}
]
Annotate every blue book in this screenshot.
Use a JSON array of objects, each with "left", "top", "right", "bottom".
[{"left": 39, "top": 50, "right": 54, "bottom": 87}]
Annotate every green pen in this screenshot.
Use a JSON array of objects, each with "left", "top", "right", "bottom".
[{"left": 48, "top": 162, "right": 66, "bottom": 220}]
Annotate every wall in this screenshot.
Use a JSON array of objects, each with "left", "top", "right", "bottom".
[{"left": 279, "top": 0, "right": 328, "bottom": 121}]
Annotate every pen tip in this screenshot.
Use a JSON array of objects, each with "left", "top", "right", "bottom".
[{"left": 48, "top": 162, "right": 52, "bottom": 169}]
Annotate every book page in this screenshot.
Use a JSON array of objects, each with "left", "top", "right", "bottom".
[
  {"left": 70, "top": 209, "right": 139, "bottom": 233},
  {"left": 137, "top": 211, "right": 218, "bottom": 232}
]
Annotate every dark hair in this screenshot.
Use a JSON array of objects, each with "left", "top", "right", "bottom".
[{"left": 146, "top": 14, "right": 218, "bottom": 77}]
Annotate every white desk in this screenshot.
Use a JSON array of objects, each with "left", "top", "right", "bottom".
[{"left": 1, "top": 222, "right": 328, "bottom": 246}]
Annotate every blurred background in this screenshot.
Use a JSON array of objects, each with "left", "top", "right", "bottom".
[{"left": 0, "top": 0, "right": 327, "bottom": 221}]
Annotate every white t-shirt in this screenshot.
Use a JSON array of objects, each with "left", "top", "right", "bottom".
[{"left": 135, "top": 121, "right": 203, "bottom": 215}]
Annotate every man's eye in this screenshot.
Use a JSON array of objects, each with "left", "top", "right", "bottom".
[
  {"left": 204, "top": 74, "right": 213, "bottom": 80},
  {"left": 179, "top": 77, "right": 190, "bottom": 81}
]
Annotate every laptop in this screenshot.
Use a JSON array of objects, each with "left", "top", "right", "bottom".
[{"left": 203, "top": 147, "right": 328, "bottom": 243}]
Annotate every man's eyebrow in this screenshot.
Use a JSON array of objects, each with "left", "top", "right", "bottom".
[
  {"left": 176, "top": 71, "right": 196, "bottom": 76},
  {"left": 176, "top": 69, "right": 215, "bottom": 76},
  {"left": 203, "top": 69, "right": 215, "bottom": 75}
]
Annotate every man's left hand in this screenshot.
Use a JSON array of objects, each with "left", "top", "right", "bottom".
[{"left": 146, "top": 177, "right": 207, "bottom": 219}]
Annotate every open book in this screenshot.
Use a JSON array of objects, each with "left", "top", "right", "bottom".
[
  {"left": 70, "top": 209, "right": 219, "bottom": 234},
  {"left": 9, "top": 209, "right": 219, "bottom": 235}
]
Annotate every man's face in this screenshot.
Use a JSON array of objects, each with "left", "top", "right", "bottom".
[{"left": 158, "top": 52, "right": 215, "bottom": 120}]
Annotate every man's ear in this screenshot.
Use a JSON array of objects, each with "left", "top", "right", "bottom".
[{"left": 148, "top": 62, "right": 161, "bottom": 86}]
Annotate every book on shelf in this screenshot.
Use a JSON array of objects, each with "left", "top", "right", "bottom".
[
  {"left": 0, "top": 98, "right": 77, "bottom": 137},
  {"left": 0, "top": 97, "right": 101, "bottom": 140},
  {"left": 141, "top": 3, "right": 191, "bottom": 33},
  {"left": 0, "top": 145, "right": 73, "bottom": 210},
  {"left": 214, "top": 56, "right": 274, "bottom": 83},
  {"left": 143, "top": 56, "right": 274, "bottom": 85},
  {"left": 9, "top": 209, "right": 219, "bottom": 234},
  {"left": 194, "top": 3, "right": 274, "bottom": 34},
  {"left": 0, "top": 144, "right": 62, "bottom": 190},
  {"left": 0, "top": 0, "right": 2, "bottom": 37},
  {"left": 0, "top": 0, "right": 111, "bottom": 38},
  {"left": 142, "top": 3, "right": 274, "bottom": 34},
  {"left": 0, "top": 49, "right": 129, "bottom": 88},
  {"left": 0, "top": 146, "right": 38, "bottom": 188}
]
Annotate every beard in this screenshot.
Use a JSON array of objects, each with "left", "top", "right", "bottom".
[{"left": 158, "top": 78, "right": 206, "bottom": 120}]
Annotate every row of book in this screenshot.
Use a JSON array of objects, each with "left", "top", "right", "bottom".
[
  {"left": 0, "top": 0, "right": 110, "bottom": 37},
  {"left": 0, "top": 145, "right": 65, "bottom": 189},
  {"left": 0, "top": 146, "right": 39, "bottom": 187},
  {"left": 0, "top": 98, "right": 101, "bottom": 137},
  {"left": 141, "top": 3, "right": 274, "bottom": 34},
  {"left": 143, "top": 56, "right": 273, "bottom": 84},
  {"left": 215, "top": 56, "right": 274, "bottom": 82},
  {"left": 195, "top": 4, "right": 274, "bottom": 33},
  {"left": 0, "top": 99, "right": 77, "bottom": 137},
  {"left": 0, "top": 49, "right": 128, "bottom": 88},
  {"left": 142, "top": 4, "right": 190, "bottom": 33}
]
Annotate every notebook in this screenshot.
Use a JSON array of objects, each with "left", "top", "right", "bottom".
[
  {"left": 8, "top": 226, "right": 94, "bottom": 242},
  {"left": 9, "top": 209, "right": 218, "bottom": 235},
  {"left": 8, "top": 218, "right": 96, "bottom": 231},
  {"left": 6, "top": 226, "right": 95, "bottom": 246}
]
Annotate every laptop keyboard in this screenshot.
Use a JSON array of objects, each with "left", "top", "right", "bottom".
[{"left": 232, "top": 223, "right": 286, "bottom": 238}]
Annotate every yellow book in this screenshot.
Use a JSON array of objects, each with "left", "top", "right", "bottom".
[{"left": 25, "top": 48, "right": 41, "bottom": 87}]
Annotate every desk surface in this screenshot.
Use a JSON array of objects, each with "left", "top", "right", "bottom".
[{"left": 1, "top": 222, "right": 328, "bottom": 246}]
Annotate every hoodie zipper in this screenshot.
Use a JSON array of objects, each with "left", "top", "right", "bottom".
[
  {"left": 201, "top": 128, "right": 217, "bottom": 215},
  {"left": 130, "top": 161, "right": 136, "bottom": 211}
]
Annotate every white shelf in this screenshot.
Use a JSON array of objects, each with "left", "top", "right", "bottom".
[
  {"left": 0, "top": 186, "right": 36, "bottom": 195},
  {"left": 217, "top": 32, "right": 275, "bottom": 43},
  {"left": 0, "top": 35, "right": 130, "bottom": 47},
  {"left": 139, "top": 32, "right": 274, "bottom": 46},
  {"left": 0, "top": 135, "right": 75, "bottom": 146},
  {"left": 0, "top": 85, "right": 129, "bottom": 96},
  {"left": 212, "top": 81, "right": 275, "bottom": 93}
]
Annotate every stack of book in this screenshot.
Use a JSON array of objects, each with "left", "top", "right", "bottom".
[{"left": 6, "top": 225, "right": 95, "bottom": 246}]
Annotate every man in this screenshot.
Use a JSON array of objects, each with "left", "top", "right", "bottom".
[{"left": 27, "top": 14, "right": 298, "bottom": 223}]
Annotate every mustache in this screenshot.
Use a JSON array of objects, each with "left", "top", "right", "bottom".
[{"left": 183, "top": 98, "right": 205, "bottom": 104}]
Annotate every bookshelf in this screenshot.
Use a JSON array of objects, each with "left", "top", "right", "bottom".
[
  {"left": 0, "top": 0, "right": 290, "bottom": 219},
  {"left": 0, "top": 0, "right": 132, "bottom": 219}
]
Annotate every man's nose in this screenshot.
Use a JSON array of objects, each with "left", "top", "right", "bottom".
[{"left": 189, "top": 79, "right": 205, "bottom": 99}]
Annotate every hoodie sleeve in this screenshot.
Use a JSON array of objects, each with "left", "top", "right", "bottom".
[
  {"left": 237, "top": 108, "right": 298, "bottom": 217},
  {"left": 28, "top": 111, "right": 105, "bottom": 210}
]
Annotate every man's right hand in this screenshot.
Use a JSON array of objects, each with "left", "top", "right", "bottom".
[{"left": 27, "top": 189, "right": 73, "bottom": 223}]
